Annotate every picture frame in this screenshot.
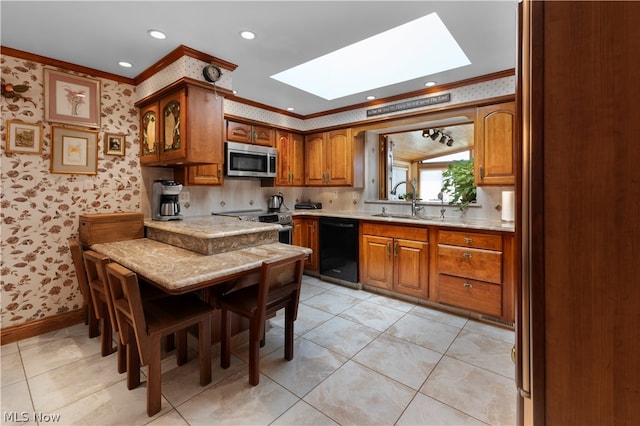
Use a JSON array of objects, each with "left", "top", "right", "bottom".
[
  {"left": 104, "top": 133, "right": 126, "bottom": 156},
  {"left": 44, "top": 68, "right": 101, "bottom": 128},
  {"left": 50, "top": 126, "right": 98, "bottom": 175},
  {"left": 5, "top": 120, "right": 43, "bottom": 154}
]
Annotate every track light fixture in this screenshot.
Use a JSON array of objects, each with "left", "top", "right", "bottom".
[{"left": 422, "top": 129, "right": 454, "bottom": 146}]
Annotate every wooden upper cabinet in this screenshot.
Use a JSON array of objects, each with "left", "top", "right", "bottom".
[
  {"left": 137, "top": 80, "right": 224, "bottom": 167},
  {"left": 158, "top": 89, "right": 188, "bottom": 163},
  {"left": 226, "top": 120, "right": 275, "bottom": 147},
  {"left": 174, "top": 163, "right": 223, "bottom": 186},
  {"left": 326, "top": 129, "right": 352, "bottom": 185},
  {"left": 304, "top": 128, "right": 363, "bottom": 187},
  {"left": 275, "top": 130, "right": 304, "bottom": 186},
  {"left": 304, "top": 132, "right": 326, "bottom": 186},
  {"left": 474, "top": 101, "right": 515, "bottom": 186},
  {"left": 140, "top": 103, "right": 160, "bottom": 164}
]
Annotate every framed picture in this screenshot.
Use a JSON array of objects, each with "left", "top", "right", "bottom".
[
  {"left": 50, "top": 126, "right": 98, "bottom": 175},
  {"left": 104, "top": 133, "right": 126, "bottom": 156},
  {"left": 44, "top": 68, "right": 101, "bottom": 128},
  {"left": 5, "top": 120, "right": 43, "bottom": 154}
]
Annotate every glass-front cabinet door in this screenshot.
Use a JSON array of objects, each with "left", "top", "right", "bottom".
[
  {"left": 139, "top": 104, "right": 159, "bottom": 164},
  {"left": 159, "top": 89, "right": 187, "bottom": 163}
]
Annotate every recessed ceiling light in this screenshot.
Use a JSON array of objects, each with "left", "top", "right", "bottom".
[
  {"left": 118, "top": 61, "right": 133, "bottom": 68},
  {"left": 425, "top": 81, "right": 437, "bottom": 87},
  {"left": 271, "top": 12, "right": 470, "bottom": 100},
  {"left": 287, "top": 107, "right": 295, "bottom": 111},
  {"left": 147, "top": 29, "right": 166, "bottom": 40},
  {"left": 366, "top": 95, "right": 376, "bottom": 100},
  {"left": 240, "top": 31, "right": 256, "bottom": 40}
]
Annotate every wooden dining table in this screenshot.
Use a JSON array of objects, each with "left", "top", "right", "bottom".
[{"left": 90, "top": 238, "right": 312, "bottom": 295}]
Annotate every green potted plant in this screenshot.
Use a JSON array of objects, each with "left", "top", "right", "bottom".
[
  {"left": 441, "top": 159, "right": 477, "bottom": 211},
  {"left": 398, "top": 192, "right": 414, "bottom": 200}
]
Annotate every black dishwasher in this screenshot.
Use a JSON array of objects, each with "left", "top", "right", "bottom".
[{"left": 319, "top": 217, "right": 359, "bottom": 283}]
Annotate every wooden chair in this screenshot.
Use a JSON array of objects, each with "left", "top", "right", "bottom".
[
  {"left": 83, "top": 251, "right": 126, "bottom": 372},
  {"left": 68, "top": 238, "right": 99, "bottom": 338},
  {"left": 218, "top": 253, "right": 305, "bottom": 386},
  {"left": 104, "top": 261, "right": 214, "bottom": 417}
]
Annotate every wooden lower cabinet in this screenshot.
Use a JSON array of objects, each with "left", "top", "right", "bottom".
[
  {"left": 360, "top": 235, "right": 393, "bottom": 290},
  {"left": 292, "top": 217, "right": 318, "bottom": 272},
  {"left": 359, "top": 222, "right": 515, "bottom": 323},
  {"left": 435, "top": 228, "right": 514, "bottom": 322},
  {"left": 437, "top": 274, "right": 502, "bottom": 318},
  {"left": 360, "top": 222, "right": 428, "bottom": 299}
]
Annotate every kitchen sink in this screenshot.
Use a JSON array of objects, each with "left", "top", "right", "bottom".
[{"left": 371, "top": 213, "right": 436, "bottom": 220}]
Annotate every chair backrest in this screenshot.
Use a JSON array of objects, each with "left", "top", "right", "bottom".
[
  {"left": 83, "top": 250, "right": 117, "bottom": 330},
  {"left": 256, "top": 253, "right": 305, "bottom": 336},
  {"left": 68, "top": 238, "right": 90, "bottom": 306},
  {"left": 105, "top": 262, "right": 149, "bottom": 364}
]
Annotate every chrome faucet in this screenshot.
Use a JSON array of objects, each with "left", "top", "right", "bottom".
[
  {"left": 438, "top": 192, "right": 446, "bottom": 220},
  {"left": 391, "top": 180, "right": 423, "bottom": 216}
]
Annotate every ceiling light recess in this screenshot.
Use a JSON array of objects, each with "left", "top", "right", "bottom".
[
  {"left": 118, "top": 61, "right": 132, "bottom": 68},
  {"left": 271, "top": 12, "right": 470, "bottom": 100},
  {"left": 147, "top": 29, "right": 166, "bottom": 40},
  {"left": 240, "top": 31, "right": 256, "bottom": 40}
]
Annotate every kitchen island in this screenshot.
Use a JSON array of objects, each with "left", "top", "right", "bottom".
[
  {"left": 144, "top": 215, "right": 283, "bottom": 255},
  {"left": 91, "top": 215, "right": 311, "bottom": 294}
]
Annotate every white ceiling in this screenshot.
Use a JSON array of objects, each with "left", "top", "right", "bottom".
[{"left": 0, "top": 1, "right": 518, "bottom": 116}]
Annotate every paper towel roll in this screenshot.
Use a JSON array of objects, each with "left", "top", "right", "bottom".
[{"left": 501, "top": 190, "right": 515, "bottom": 222}]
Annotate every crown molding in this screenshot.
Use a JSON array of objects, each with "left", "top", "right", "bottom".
[
  {"left": 133, "top": 44, "right": 238, "bottom": 85},
  {"left": 1, "top": 46, "right": 135, "bottom": 84}
]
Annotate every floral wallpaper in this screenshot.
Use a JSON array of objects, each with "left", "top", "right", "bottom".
[{"left": 1, "top": 54, "right": 141, "bottom": 328}]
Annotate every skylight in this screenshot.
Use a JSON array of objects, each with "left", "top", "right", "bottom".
[{"left": 270, "top": 13, "right": 470, "bottom": 100}]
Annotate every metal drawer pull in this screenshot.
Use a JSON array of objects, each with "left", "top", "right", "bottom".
[
  {"left": 463, "top": 252, "right": 472, "bottom": 258},
  {"left": 464, "top": 237, "right": 473, "bottom": 243},
  {"left": 464, "top": 282, "right": 473, "bottom": 288}
]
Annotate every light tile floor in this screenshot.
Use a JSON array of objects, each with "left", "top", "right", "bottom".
[{"left": 1, "top": 276, "right": 517, "bottom": 426}]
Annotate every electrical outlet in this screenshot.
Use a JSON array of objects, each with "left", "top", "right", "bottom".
[
  {"left": 352, "top": 191, "right": 360, "bottom": 200},
  {"left": 332, "top": 191, "right": 338, "bottom": 200},
  {"left": 181, "top": 191, "right": 190, "bottom": 203}
]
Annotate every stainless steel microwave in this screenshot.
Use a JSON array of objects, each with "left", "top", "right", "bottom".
[{"left": 225, "top": 141, "right": 277, "bottom": 178}]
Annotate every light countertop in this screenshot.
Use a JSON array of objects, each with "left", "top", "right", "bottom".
[
  {"left": 91, "top": 238, "right": 311, "bottom": 293},
  {"left": 291, "top": 210, "right": 515, "bottom": 233},
  {"left": 144, "top": 215, "right": 281, "bottom": 255},
  {"left": 144, "top": 215, "right": 281, "bottom": 238}
]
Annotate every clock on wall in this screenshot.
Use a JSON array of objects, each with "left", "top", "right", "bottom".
[{"left": 203, "top": 64, "right": 222, "bottom": 83}]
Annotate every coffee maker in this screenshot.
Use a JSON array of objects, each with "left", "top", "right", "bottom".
[{"left": 151, "top": 180, "right": 183, "bottom": 221}]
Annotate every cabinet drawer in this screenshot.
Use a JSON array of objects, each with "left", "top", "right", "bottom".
[
  {"left": 438, "top": 230, "right": 502, "bottom": 250},
  {"left": 361, "top": 222, "right": 428, "bottom": 241},
  {"left": 438, "top": 245, "right": 502, "bottom": 283},
  {"left": 438, "top": 274, "right": 502, "bottom": 317}
]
